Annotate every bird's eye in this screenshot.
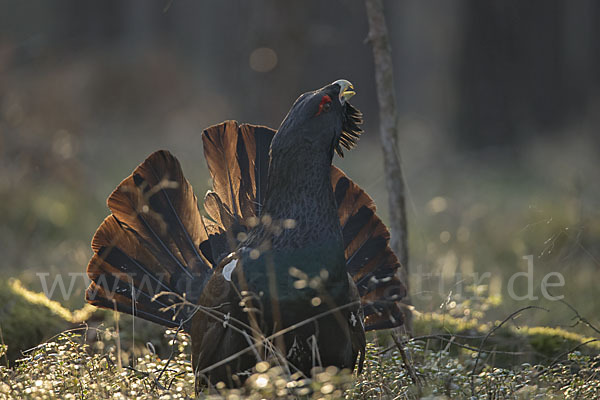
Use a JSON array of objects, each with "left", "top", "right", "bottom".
[{"left": 316, "top": 95, "right": 332, "bottom": 116}]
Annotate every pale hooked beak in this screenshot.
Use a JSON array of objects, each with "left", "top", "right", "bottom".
[{"left": 333, "top": 79, "right": 356, "bottom": 104}]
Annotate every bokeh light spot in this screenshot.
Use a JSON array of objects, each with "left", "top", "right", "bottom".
[
  {"left": 427, "top": 196, "right": 448, "bottom": 214},
  {"left": 249, "top": 47, "right": 278, "bottom": 72},
  {"left": 440, "top": 230, "right": 451, "bottom": 243}
]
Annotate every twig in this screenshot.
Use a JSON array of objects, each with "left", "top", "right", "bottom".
[
  {"left": 533, "top": 338, "right": 600, "bottom": 379},
  {"left": 166, "top": 371, "right": 188, "bottom": 390},
  {"left": 152, "top": 322, "right": 184, "bottom": 391},
  {"left": 155, "top": 291, "right": 264, "bottom": 342},
  {"left": 469, "top": 306, "right": 548, "bottom": 396},
  {"left": 103, "top": 353, "right": 116, "bottom": 372},
  {"left": 21, "top": 325, "right": 109, "bottom": 355},
  {"left": 410, "top": 334, "right": 530, "bottom": 356},
  {"left": 559, "top": 298, "right": 600, "bottom": 336},
  {"left": 391, "top": 331, "right": 422, "bottom": 395},
  {"left": 112, "top": 300, "right": 122, "bottom": 370},
  {"left": 123, "top": 366, "right": 167, "bottom": 391}
]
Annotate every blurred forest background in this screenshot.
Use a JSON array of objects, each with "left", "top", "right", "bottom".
[{"left": 1, "top": 0, "right": 599, "bottom": 332}]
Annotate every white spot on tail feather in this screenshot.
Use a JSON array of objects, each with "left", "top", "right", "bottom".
[{"left": 350, "top": 312, "right": 357, "bottom": 327}]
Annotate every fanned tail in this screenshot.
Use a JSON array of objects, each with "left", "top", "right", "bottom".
[
  {"left": 85, "top": 151, "right": 214, "bottom": 329},
  {"left": 331, "top": 166, "right": 407, "bottom": 330},
  {"left": 85, "top": 122, "right": 406, "bottom": 332}
]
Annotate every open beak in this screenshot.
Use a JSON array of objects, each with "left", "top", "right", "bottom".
[{"left": 333, "top": 79, "right": 356, "bottom": 104}]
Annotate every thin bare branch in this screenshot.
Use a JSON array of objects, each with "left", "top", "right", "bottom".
[
  {"left": 365, "top": 0, "right": 412, "bottom": 333},
  {"left": 559, "top": 298, "right": 600, "bottom": 336}
]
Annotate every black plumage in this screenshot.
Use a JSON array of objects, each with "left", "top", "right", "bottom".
[{"left": 84, "top": 80, "right": 406, "bottom": 391}]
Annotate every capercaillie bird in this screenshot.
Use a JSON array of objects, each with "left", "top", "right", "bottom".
[{"left": 85, "top": 80, "right": 407, "bottom": 390}]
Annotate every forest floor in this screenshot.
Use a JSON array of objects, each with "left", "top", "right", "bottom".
[{"left": 1, "top": 280, "right": 599, "bottom": 399}]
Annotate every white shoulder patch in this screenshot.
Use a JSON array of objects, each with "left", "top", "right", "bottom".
[{"left": 222, "top": 258, "right": 238, "bottom": 281}]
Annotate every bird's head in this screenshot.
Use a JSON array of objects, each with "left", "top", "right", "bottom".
[{"left": 272, "top": 79, "right": 363, "bottom": 159}]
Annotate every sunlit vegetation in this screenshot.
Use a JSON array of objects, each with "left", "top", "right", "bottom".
[
  {"left": 1, "top": 285, "right": 599, "bottom": 399},
  {"left": 1, "top": 323, "right": 599, "bottom": 399}
]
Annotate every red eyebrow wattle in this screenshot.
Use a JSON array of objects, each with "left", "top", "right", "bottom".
[{"left": 316, "top": 95, "right": 332, "bottom": 116}]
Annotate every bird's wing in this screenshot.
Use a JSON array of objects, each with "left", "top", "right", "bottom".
[
  {"left": 191, "top": 253, "right": 262, "bottom": 388},
  {"left": 190, "top": 272, "right": 232, "bottom": 382}
]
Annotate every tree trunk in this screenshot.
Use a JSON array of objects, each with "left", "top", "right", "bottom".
[{"left": 365, "top": 0, "right": 413, "bottom": 334}]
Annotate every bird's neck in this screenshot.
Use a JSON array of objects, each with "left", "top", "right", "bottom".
[{"left": 260, "top": 146, "right": 342, "bottom": 248}]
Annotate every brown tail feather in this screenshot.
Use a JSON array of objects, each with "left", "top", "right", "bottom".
[
  {"left": 202, "top": 121, "right": 275, "bottom": 223},
  {"left": 106, "top": 151, "right": 210, "bottom": 276},
  {"left": 91, "top": 216, "right": 173, "bottom": 293},
  {"left": 331, "top": 166, "right": 407, "bottom": 330},
  {"left": 86, "top": 151, "right": 214, "bottom": 329},
  {"left": 201, "top": 121, "right": 276, "bottom": 261}
]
